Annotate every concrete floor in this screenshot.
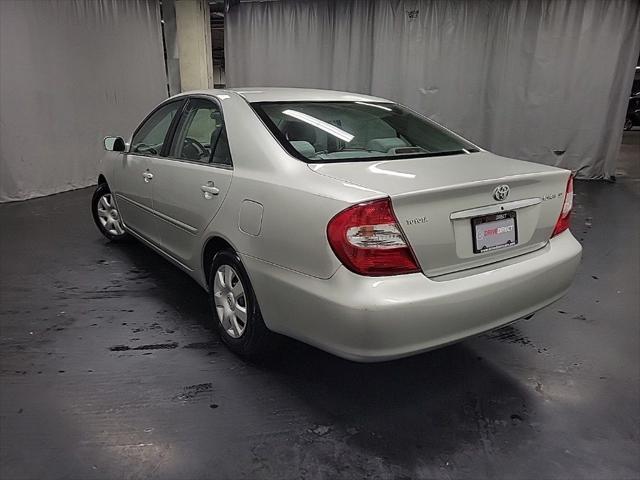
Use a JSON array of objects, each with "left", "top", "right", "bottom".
[{"left": 1, "top": 133, "right": 638, "bottom": 479}]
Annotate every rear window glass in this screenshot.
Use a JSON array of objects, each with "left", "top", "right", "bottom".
[{"left": 251, "top": 101, "right": 478, "bottom": 163}]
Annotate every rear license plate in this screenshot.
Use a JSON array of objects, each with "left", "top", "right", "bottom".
[{"left": 472, "top": 211, "right": 518, "bottom": 254}]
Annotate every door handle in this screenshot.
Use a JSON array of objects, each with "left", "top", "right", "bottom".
[
  {"left": 201, "top": 181, "right": 220, "bottom": 199},
  {"left": 142, "top": 171, "right": 154, "bottom": 183}
]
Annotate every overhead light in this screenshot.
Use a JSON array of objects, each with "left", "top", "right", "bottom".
[{"left": 282, "top": 110, "right": 354, "bottom": 142}]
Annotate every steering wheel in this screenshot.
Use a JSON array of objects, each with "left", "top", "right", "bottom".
[
  {"left": 183, "top": 137, "right": 208, "bottom": 159},
  {"left": 135, "top": 143, "right": 158, "bottom": 155}
]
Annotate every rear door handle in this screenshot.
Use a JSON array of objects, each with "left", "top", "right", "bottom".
[
  {"left": 201, "top": 181, "right": 219, "bottom": 199},
  {"left": 142, "top": 171, "right": 154, "bottom": 182}
]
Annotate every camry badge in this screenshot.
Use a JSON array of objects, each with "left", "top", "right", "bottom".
[{"left": 493, "top": 184, "right": 510, "bottom": 201}]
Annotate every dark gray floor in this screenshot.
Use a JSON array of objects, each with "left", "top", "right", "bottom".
[{"left": 1, "top": 135, "right": 639, "bottom": 480}]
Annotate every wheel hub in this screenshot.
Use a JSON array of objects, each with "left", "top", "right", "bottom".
[{"left": 226, "top": 292, "right": 236, "bottom": 309}]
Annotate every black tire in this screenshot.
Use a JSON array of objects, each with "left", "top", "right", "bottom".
[
  {"left": 208, "top": 249, "right": 273, "bottom": 357},
  {"left": 91, "top": 183, "right": 129, "bottom": 242},
  {"left": 624, "top": 119, "right": 633, "bottom": 131}
]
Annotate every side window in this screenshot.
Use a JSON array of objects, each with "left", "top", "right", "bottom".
[
  {"left": 211, "top": 129, "right": 232, "bottom": 166},
  {"left": 131, "top": 101, "right": 181, "bottom": 155},
  {"left": 170, "top": 98, "right": 231, "bottom": 166}
]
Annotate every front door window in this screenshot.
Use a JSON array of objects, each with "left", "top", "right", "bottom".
[{"left": 131, "top": 101, "right": 182, "bottom": 156}]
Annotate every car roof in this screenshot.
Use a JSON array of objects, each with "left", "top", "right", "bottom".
[{"left": 171, "top": 87, "right": 392, "bottom": 104}]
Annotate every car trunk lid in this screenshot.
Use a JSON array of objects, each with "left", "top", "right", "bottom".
[{"left": 310, "top": 152, "right": 570, "bottom": 276}]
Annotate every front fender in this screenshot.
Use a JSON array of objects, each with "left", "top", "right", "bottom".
[{"left": 97, "top": 151, "right": 122, "bottom": 187}]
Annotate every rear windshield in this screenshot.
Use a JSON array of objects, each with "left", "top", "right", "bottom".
[{"left": 251, "top": 101, "right": 479, "bottom": 163}]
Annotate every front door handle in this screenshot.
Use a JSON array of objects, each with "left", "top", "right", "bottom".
[
  {"left": 201, "top": 181, "right": 220, "bottom": 199},
  {"left": 142, "top": 171, "right": 154, "bottom": 183}
]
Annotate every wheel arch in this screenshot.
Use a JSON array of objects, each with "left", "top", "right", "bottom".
[
  {"left": 202, "top": 235, "right": 236, "bottom": 286},
  {"left": 98, "top": 174, "right": 108, "bottom": 186}
]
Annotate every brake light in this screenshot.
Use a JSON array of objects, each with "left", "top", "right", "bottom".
[
  {"left": 552, "top": 175, "right": 574, "bottom": 237},
  {"left": 327, "top": 198, "right": 420, "bottom": 276}
]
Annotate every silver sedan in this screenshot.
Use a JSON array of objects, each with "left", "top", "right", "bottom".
[{"left": 93, "top": 88, "right": 582, "bottom": 361}]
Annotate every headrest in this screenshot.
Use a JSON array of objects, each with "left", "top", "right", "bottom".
[
  {"left": 367, "top": 137, "right": 409, "bottom": 153},
  {"left": 289, "top": 140, "right": 316, "bottom": 158},
  {"left": 283, "top": 121, "right": 316, "bottom": 144}
]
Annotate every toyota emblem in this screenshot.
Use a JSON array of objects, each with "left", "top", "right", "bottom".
[{"left": 493, "top": 185, "right": 510, "bottom": 201}]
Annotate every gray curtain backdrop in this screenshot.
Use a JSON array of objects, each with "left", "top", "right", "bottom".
[
  {"left": 226, "top": 0, "right": 640, "bottom": 179},
  {"left": 0, "top": 0, "right": 168, "bottom": 202}
]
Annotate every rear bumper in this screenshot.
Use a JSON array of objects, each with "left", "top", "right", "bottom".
[{"left": 242, "top": 230, "right": 582, "bottom": 362}]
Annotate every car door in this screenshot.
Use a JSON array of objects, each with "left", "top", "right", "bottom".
[
  {"left": 115, "top": 100, "right": 184, "bottom": 243},
  {"left": 149, "top": 96, "right": 233, "bottom": 267}
]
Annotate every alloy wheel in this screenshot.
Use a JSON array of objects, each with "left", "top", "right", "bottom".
[
  {"left": 213, "top": 264, "right": 248, "bottom": 338},
  {"left": 96, "top": 193, "right": 125, "bottom": 236}
]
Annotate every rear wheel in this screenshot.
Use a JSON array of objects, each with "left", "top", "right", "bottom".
[
  {"left": 91, "top": 183, "right": 129, "bottom": 241},
  {"left": 208, "top": 249, "right": 273, "bottom": 356}
]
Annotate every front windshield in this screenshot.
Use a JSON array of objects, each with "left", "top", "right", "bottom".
[{"left": 251, "top": 101, "right": 479, "bottom": 163}]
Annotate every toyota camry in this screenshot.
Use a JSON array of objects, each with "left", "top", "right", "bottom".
[{"left": 93, "top": 88, "right": 582, "bottom": 361}]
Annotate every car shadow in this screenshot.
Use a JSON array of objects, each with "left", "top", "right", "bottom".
[
  {"left": 111, "top": 238, "right": 534, "bottom": 472},
  {"left": 249, "top": 340, "right": 531, "bottom": 471},
  {"left": 104, "top": 238, "right": 212, "bottom": 325}
]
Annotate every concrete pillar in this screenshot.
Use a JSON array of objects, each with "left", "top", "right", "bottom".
[{"left": 163, "top": 0, "right": 213, "bottom": 92}]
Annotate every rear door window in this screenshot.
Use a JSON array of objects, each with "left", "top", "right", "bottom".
[{"left": 169, "top": 98, "right": 231, "bottom": 166}]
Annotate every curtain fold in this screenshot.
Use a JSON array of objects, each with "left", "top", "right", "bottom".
[
  {"left": 0, "top": 0, "right": 167, "bottom": 202},
  {"left": 226, "top": 0, "right": 640, "bottom": 179}
]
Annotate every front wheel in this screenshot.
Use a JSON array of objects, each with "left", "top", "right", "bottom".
[
  {"left": 91, "top": 183, "right": 129, "bottom": 241},
  {"left": 208, "top": 249, "right": 273, "bottom": 357}
]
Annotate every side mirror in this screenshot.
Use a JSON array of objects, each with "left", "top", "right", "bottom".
[{"left": 104, "top": 136, "right": 125, "bottom": 152}]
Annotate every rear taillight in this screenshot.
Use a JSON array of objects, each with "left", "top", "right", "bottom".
[
  {"left": 552, "top": 175, "right": 574, "bottom": 237},
  {"left": 327, "top": 198, "right": 420, "bottom": 276}
]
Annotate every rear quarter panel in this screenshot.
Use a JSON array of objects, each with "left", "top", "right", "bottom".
[
  {"left": 200, "top": 94, "right": 382, "bottom": 280},
  {"left": 204, "top": 162, "right": 379, "bottom": 280}
]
